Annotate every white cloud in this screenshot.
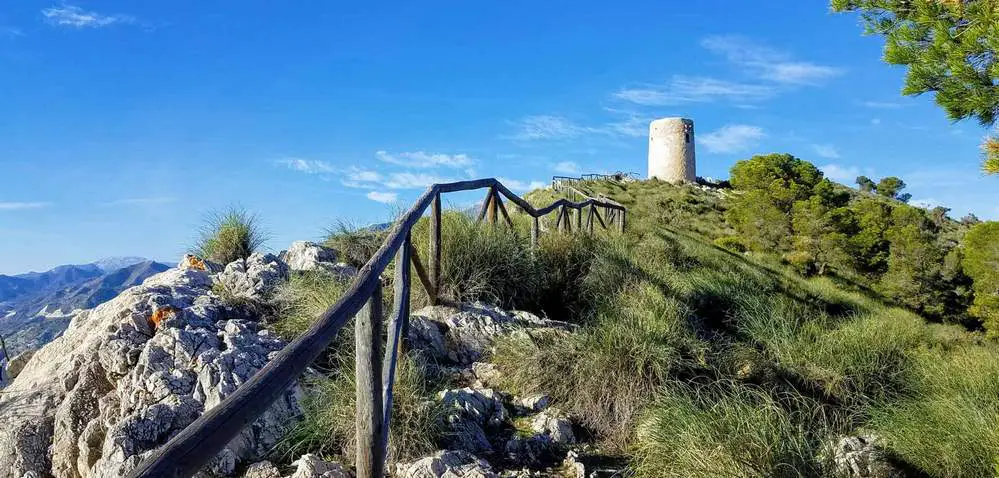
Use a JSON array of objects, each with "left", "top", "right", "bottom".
[
  {"left": 497, "top": 177, "right": 546, "bottom": 193},
  {"left": 820, "top": 164, "right": 861, "bottom": 183},
  {"left": 382, "top": 172, "right": 451, "bottom": 189},
  {"left": 1, "top": 26, "right": 23, "bottom": 37},
  {"left": 812, "top": 144, "right": 841, "bottom": 159},
  {"left": 366, "top": 191, "right": 398, "bottom": 204},
  {"left": 553, "top": 161, "right": 580, "bottom": 174},
  {"left": 277, "top": 157, "right": 336, "bottom": 174},
  {"left": 375, "top": 150, "right": 474, "bottom": 168},
  {"left": 509, "top": 115, "right": 589, "bottom": 140},
  {"left": 698, "top": 125, "right": 765, "bottom": 154},
  {"left": 862, "top": 101, "right": 902, "bottom": 109},
  {"left": 613, "top": 76, "right": 775, "bottom": 106},
  {"left": 42, "top": 5, "right": 134, "bottom": 28},
  {"left": 0, "top": 202, "right": 50, "bottom": 211},
  {"left": 871, "top": 118, "right": 882, "bottom": 125},
  {"left": 700, "top": 36, "right": 842, "bottom": 85}
]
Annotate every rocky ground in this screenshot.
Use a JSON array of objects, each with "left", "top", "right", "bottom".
[
  {"left": 0, "top": 240, "right": 892, "bottom": 478},
  {"left": 0, "top": 241, "right": 626, "bottom": 478}
]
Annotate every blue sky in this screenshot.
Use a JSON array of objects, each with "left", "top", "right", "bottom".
[{"left": 1, "top": 1, "right": 995, "bottom": 274}]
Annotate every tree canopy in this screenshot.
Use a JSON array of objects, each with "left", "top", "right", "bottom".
[{"left": 831, "top": 0, "right": 999, "bottom": 174}]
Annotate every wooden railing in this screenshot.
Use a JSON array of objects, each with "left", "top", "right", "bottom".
[{"left": 126, "top": 178, "right": 626, "bottom": 478}]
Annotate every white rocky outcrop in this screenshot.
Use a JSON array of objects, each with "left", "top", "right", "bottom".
[
  {"left": 408, "top": 304, "right": 571, "bottom": 366},
  {"left": 281, "top": 242, "right": 357, "bottom": 279},
  {"left": 826, "top": 434, "right": 899, "bottom": 478},
  {"left": 0, "top": 258, "right": 300, "bottom": 478},
  {"left": 395, "top": 450, "right": 497, "bottom": 478},
  {"left": 5, "top": 349, "right": 36, "bottom": 381},
  {"left": 438, "top": 387, "right": 508, "bottom": 454},
  {"left": 216, "top": 253, "right": 290, "bottom": 303}
]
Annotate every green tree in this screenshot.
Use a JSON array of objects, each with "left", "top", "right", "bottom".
[
  {"left": 831, "top": 0, "right": 999, "bottom": 174},
  {"left": 876, "top": 176, "right": 907, "bottom": 199},
  {"left": 856, "top": 175, "right": 876, "bottom": 193},
  {"left": 850, "top": 198, "right": 894, "bottom": 276},
  {"left": 790, "top": 197, "right": 857, "bottom": 275},
  {"left": 728, "top": 153, "right": 827, "bottom": 249},
  {"left": 930, "top": 206, "right": 952, "bottom": 228},
  {"left": 963, "top": 222, "right": 999, "bottom": 336}
]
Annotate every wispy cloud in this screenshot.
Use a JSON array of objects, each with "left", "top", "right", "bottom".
[
  {"left": 497, "top": 177, "right": 546, "bottom": 193},
  {"left": 613, "top": 76, "right": 775, "bottom": 106},
  {"left": 42, "top": 5, "right": 135, "bottom": 28},
  {"left": 820, "top": 164, "right": 861, "bottom": 183},
  {"left": 553, "top": 161, "right": 580, "bottom": 174},
  {"left": 862, "top": 101, "right": 903, "bottom": 109},
  {"left": 375, "top": 150, "right": 473, "bottom": 168},
  {"left": 277, "top": 157, "right": 337, "bottom": 174},
  {"left": 103, "top": 197, "right": 176, "bottom": 206},
  {"left": 1, "top": 26, "right": 23, "bottom": 37},
  {"left": 812, "top": 144, "right": 841, "bottom": 159},
  {"left": 508, "top": 115, "right": 592, "bottom": 141},
  {"left": 366, "top": 191, "right": 398, "bottom": 204},
  {"left": 701, "top": 35, "right": 843, "bottom": 85},
  {"left": 698, "top": 125, "right": 765, "bottom": 154},
  {"left": 0, "top": 202, "right": 50, "bottom": 211}
]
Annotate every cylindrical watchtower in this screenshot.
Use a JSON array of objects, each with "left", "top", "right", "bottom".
[{"left": 648, "top": 117, "right": 696, "bottom": 183}]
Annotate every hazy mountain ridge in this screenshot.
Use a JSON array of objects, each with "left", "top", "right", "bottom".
[{"left": 0, "top": 259, "right": 170, "bottom": 356}]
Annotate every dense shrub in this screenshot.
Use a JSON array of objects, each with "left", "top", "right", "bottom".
[
  {"left": 713, "top": 236, "right": 748, "bottom": 253},
  {"left": 194, "top": 207, "right": 267, "bottom": 265},
  {"left": 634, "top": 383, "right": 826, "bottom": 478},
  {"left": 963, "top": 221, "right": 999, "bottom": 336},
  {"left": 324, "top": 221, "right": 386, "bottom": 268}
]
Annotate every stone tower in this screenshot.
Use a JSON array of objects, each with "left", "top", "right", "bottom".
[{"left": 648, "top": 117, "right": 696, "bottom": 183}]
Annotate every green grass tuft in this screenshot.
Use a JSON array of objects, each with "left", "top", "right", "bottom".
[{"left": 193, "top": 207, "right": 267, "bottom": 265}]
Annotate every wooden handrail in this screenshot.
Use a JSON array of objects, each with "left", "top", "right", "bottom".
[{"left": 125, "top": 178, "right": 625, "bottom": 478}]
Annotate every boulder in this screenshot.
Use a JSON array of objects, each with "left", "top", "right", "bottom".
[
  {"left": 395, "top": 450, "right": 497, "bottom": 478},
  {"left": 470, "top": 362, "right": 501, "bottom": 388},
  {"left": 530, "top": 411, "right": 574, "bottom": 445},
  {"left": 289, "top": 454, "right": 349, "bottom": 478},
  {"left": 409, "top": 303, "right": 568, "bottom": 365},
  {"left": 216, "top": 253, "right": 290, "bottom": 303},
  {"left": 0, "top": 265, "right": 302, "bottom": 478},
  {"left": 826, "top": 434, "right": 900, "bottom": 478},
  {"left": 513, "top": 394, "right": 549, "bottom": 414},
  {"left": 281, "top": 241, "right": 358, "bottom": 279},
  {"left": 242, "top": 461, "right": 281, "bottom": 478},
  {"left": 178, "top": 254, "right": 223, "bottom": 273},
  {"left": 6, "top": 349, "right": 36, "bottom": 381},
  {"left": 438, "top": 387, "right": 509, "bottom": 453}
]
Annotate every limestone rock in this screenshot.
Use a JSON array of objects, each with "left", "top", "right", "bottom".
[
  {"left": 470, "top": 362, "right": 501, "bottom": 388},
  {"left": 178, "top": 254, "right": 223, "bottom": 273},
  {"left": 242, "top": 461, "right": 281, "bottom": 478},
  {"left": 216, "top": 253, "right": 290, "bottom": 303},
  {"left": 0, "top": 265, "right": 302, "bottom": 478},
  {"left": 530, "top": 411, "right": 574, "bottom": 445},
  {"left": 503, "top": 435, "right": 551, "bottom": 465},
  {"left": 409, "top": 303, "right": 569, "bottom": 365},
  {"left": 561, "top": 451, "right": 585, "bottom": 478},
  {"left": 438, "top": 387, "right": 508, "bottom": 453},
  {"left": 395, "top": 450, "right": 497, "bottom": 478},
  {"left": 5, "top": 349, "right": 36, "bottom": 380},
  {"left": 826, "top": 434, "right": 900, "bottom": 478},
  {"left": 513, "top": 394, "right": 549, "bottom": 414},
  {"left": 289, "top": 454, "right": 349, "bottom": 478}
]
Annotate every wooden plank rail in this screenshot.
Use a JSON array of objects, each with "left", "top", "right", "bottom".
[{"left": 125, "top": 178, "right": 626, "bottom": 478}]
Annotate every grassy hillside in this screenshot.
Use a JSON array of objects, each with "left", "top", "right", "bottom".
[
  {"left": 266, "top": 177, "right": 998, "bottom": 476},
  {"left": 497, "top": 179, "right": 999, "bottom": 477}
]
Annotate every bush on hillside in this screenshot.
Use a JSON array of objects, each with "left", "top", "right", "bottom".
[
  {"left": 276, "top": 353, "right": 444, "bottom": 465},
  {"left": 324, "top": 221, "right": 386, "bottom": 268},
  {"left": 962, "top": 221, "right": 999, "bottom": 337},
  {"left": 633, "top": 383, "right": 827, "bottom": 478},
  {"left": 270, "top": 269, "right": 352, "bottom": 340},
  {"left": 194, "top": 207, "right": 267, "bottom": 265},
  {"left": 713, "top": 236, "right": 748, "bottom": 253}
]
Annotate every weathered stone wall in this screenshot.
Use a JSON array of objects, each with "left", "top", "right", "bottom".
[{"left": 648, "top": 117, "right": 696, "bottom": 183}]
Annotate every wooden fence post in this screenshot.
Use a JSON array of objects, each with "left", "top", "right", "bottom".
[
  {"left": 487, "top": 187, "right": 498, "bottom": 225},
  {"left": 381, "top": 235, "right": 411, "bottom": 462},
  {"left": 531, "top": 216, "right": 539, "bottom": 248},
  {"left": 576, "top": 206, "right": 582, "bottom": 232},
  {"left": 619, "top": 209, "right": 626, "bottom": 233},
  {"left": 429, "top": 193, "right": 441, "bottom": 305},
  {"left": 356, "top": 283, "right": 384, "bottom": 478},
  {"left": 587, "top": 205, "right": 594, "bottom": 234}
]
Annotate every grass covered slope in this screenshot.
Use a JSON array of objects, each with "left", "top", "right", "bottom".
[{"left": 491, "top": 179, "right": 999, "bottom": 477}]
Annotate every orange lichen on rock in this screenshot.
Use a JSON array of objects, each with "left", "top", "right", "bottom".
[
  {"left": 180, "top": 254, "right": 208, "bottom": 271},
  {"left": 148, "top": 306, "right": 178, "bottom": 332}
]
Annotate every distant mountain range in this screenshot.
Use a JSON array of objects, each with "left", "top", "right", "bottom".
[{"left": 0, "top": 258, "right": 170, "bottom": 357}]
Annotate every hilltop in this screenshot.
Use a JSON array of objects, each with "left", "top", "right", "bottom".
[{"left": 0, "top": 166, "right": 996, "bottom": 478}]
